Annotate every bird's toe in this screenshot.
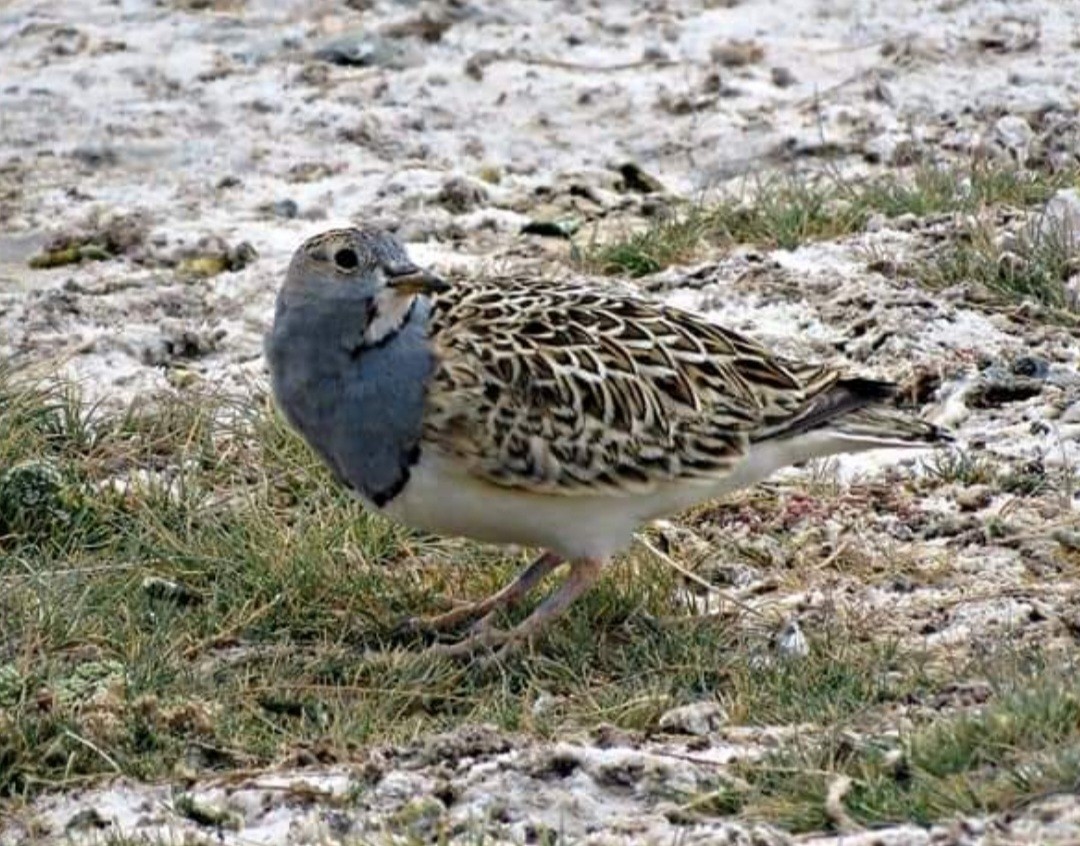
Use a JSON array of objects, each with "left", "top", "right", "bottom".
[
  {"left": 388, "top": 614, "right": 442, "bottom": 646},
  {"left": 424, "top": 624, "right": 516, "bottom": 661}
]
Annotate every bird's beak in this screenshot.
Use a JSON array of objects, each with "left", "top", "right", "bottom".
[{"left": 387, "top": 269, "right": 450, "bottom": 296}]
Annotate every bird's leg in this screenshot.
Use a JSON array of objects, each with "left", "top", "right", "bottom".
[
  {"left": 426, "top": 557, "right": 604, "bottom": 659},
  {"left": 407, "top": 551, "right": 563, "bottom": 634}
]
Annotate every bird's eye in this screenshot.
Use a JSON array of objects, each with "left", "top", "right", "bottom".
[{"left": 333, "top": 248, "right": 359, "bottom": 270}]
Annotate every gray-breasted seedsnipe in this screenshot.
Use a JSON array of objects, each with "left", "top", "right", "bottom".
[{"left": 266, "top": 226, "right": 950, "bottom": 658}]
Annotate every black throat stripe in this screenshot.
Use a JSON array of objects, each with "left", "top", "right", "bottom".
[
  {"left": 351, "top": 299, "right": 418, "bottom": 358},
  {"left": 369, "top": 442, "right": 423, "bottom": 507}
]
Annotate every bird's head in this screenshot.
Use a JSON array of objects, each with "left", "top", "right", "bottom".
[{"left": 282, "top": 226, "right": 449, "bottom": 346}]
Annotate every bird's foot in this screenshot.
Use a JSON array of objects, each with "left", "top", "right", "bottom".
[
  {"left": 423, "top": 622, "right": 523, "bottom": 662},
  {"left": 397, "top": 551, "right": 566, "bottom": 639},
  {"left": 400, "top": 600, "right": 486, "bottom": 636},
  {"left": 421, "top": 557, "right": 605, "bottom": 664}
]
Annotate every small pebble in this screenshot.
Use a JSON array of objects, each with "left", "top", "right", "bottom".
[
  {"left": 710, "top": 39, "right": 764, "bottom": 67},
  {"left": 436, "top": 176, "right": 489, "bottom": 214},
  {"left": 530, "top": 691, "right": 558, "bottom": 719},
  {"left": 964, "top": 374, "right": 1044, "bottom": 409},
  {"left": 658, "top": 701, "right": 727, "bottom": 736},
  {"left": 993, "top": 114, "right": 1034, "bottom": 157},
  {"left": 1052, "top": 529, "right": 1080, "bottom": 552},
  {"left": 270, "top": 199, "right": 299, "bottom": 219},
  {"left": 1012, "top": 356, "right": 1050, "bottom": 379},
  {"left": 1039, "top": 188, "right": 1080, "bottom": 243},
  {"left": 770, "top": 66, "right": 796, "bottom": 87},
  {"left": 956, "top": 485, "right": 993, "bottom": 512},
  {"left": 313, "top": 32, "right": 421, "bottom": 69},
  {"left": 775, "top": 618, "right": 809, "bottom": 659}
]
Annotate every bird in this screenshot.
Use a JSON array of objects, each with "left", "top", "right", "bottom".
[{"left": 265, "top": 226, "right": 950, "bottom": 659}]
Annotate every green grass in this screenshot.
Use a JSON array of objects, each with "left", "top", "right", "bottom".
[
  {"left": 917, "top": 214, "right": 1079, "bottom": 317},
  {"left": 920, "top": 448, "right": 997, "bottom": 487},
  {"left": 706, "top": 657, "right": 1080, "bottom": 832},
  {"left": 2, "top": 371, "right": 1078, "bottom": 838},
  {"left": 583, "top": 211, "right": 716, "bottom": 277},
  {"left": 584, "top": 160, "right": 1079, "bottom": 277}
]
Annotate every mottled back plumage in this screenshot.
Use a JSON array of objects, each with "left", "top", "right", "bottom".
[{"left": 420, "top": 276, "right": 940, "bottom": 496}]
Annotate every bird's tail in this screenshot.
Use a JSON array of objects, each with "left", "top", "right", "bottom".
[
  {"left": 755, "top": 376, "right": 952, "bottom": 448},
  {"left": 822, "top": 402, "right": 952, "bottom": 447}
]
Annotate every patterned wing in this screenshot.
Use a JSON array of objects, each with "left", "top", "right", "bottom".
[{"left": 421, "top": 276, "right": 837, "bottom": 496}]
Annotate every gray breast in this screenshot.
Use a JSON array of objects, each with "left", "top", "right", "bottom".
[{"left": 265, "top": 296, "right": 436, "bottom": 506}]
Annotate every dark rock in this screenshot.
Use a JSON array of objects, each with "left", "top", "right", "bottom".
[
  {"left": 770, "top": 66, "right": 796, "bottom": 87},
  {"left": 272, "top": 199, "right": 299, "bottom": 219},
  {"left": 419, "top": 724, "right": 514, "bottom": 764},
  {"left": 956, "top": 485, "right": 993, "bottom": 512},
  {"left": 1011, "top": 355, "right": 1050, "bottom": 379},
  {"left": 71, "top": 146, "right": 118, "bottom": 168},
  {"left": 286, "top": 161, "right": 341, "bottom": 183},
  {"left": 66, "top": 808, "right": 111, "bottom": 832},
  {"left": 464, "top": 49, "right": 501, "bottom": 81},
  {"left": 964, "top": 374, "right": 1044, "bottom": 408},
  {"left": 313, "top": 32, "right": 421, "bottom": 69},
  {"left": 138, "top": 326, "right": 226, "bottom": 366},
  {"left": 521, "top": 218, "right": 579, "bottom": 239},
  {"left": 436, "top": 176, "right": 489, "bottom": 214},
  {"left": 709, "top": 39, "right": 764, "bottom": 67},
  {"left": 615, "top": 162, "right": 666, "bottom": 195},
  {"left": 529, "top": 748, "right": 582, "bottom": 779},
  {"left": 382, "top": 13, "right": 454, "bottom": 43}
]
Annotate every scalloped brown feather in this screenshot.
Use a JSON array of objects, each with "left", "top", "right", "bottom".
[{"left": 420, "top": 275, "right": 930, "bottom": 496}]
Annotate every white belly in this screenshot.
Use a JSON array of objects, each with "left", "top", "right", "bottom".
[
  {"left": 374, "top": 449, "right": 648, "bottom": 559},
  {"left": 371, "top": 431, "right": 931, "bottom": 560}
]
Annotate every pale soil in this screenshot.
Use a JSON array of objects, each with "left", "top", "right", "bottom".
[{"left": 2, "top": 0, "right": 1080, "bottom": 843}]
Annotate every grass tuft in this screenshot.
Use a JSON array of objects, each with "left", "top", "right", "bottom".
[
  {"left": 583, "top": 161, "right": 1079, "bottom": 277},
  {"left": 586, "top": 210, "right": 715, "bottom": 277},
  {"left": 917, "top": 215, "right": 1079, "bottom": 314},
  {"left": 715, "top": 665, "right": 1080, "bottom": 832}
]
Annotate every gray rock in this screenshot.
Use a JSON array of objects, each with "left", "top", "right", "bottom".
[
  {"left": 1066, "top": 275, "right": 1080, "bottom": 311},
  {"left": 802, "top": 826, "right": 931, "bottom": 846},
  {"left": 770, "top": 66, "right": 796, "bottom": 87},
  {"left": 65, "top": 807, "right": 111, "bottom": 832},
  {"left": 964, "top": 373, "right": 1044, "bottom": 408},
  {"left": 615, "top": 161, "right": 667, "bottom": 195},
  {"left": 1060, "top": 402, "right": 1080, "bottom": 424},
  {"left": 658, "top": 701, "right": 727, "bottom": 736},
  {"left": 775, "top": 619, "right": 809, "bottom": 659},
  {"left": 137, "top": 325, "right": 225, "bottom": 367},
  {"left": 521, "top": 217, "right": 581, "bottom": 238},
  {"left": 993, "top": 114, "right": 1034, "bottom": 158},
  {"left": 1011, "top": 355, "right": 1050, "bottom": 379},
  {"left": 313, "top": 32, "right": 422, "bottom": 69},
  {"left": 435, "top": 176, "right": 489, "bottom": 214},
  {"left": 956, "top": 484, "right": 993, "bottom": 512},
  {"left": 1038, "top": 188, "right": 1080, "bottom": 244},
  {"left": 269, "top": 199, "right": 299, "bottom": 219},
  {"left": 1052, "top": 528, "right": 1080, "bottom": 551}
]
